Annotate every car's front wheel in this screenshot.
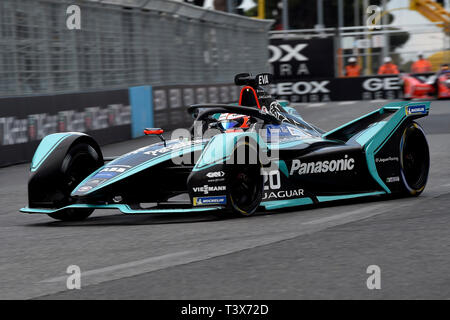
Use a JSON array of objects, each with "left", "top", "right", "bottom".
[
  {"left": 227, "top": 141, "right": 263, "bottom": 217},
  {"left": 47, "top": 142, "right": 101, "bottom": 221}
]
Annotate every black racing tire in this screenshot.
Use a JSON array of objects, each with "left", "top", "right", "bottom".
[
  {"left": 226, "top": 140, "right": 263, "bottom": 217},
  {"left": 47, "top": 143, "right": 101, "bottom": 221},
  {"left": 399, "top": 122, "right": 430, "bottom": 196}
]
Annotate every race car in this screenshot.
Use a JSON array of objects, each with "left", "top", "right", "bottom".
[
  {"left": 401, "top": 70, "right": 450, "bottom": 100},
  {"left": 21, "top": 73, "right": 431, "bottom": 220}
]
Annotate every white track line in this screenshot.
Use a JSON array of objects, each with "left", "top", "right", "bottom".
[
  {"left": 370, "top": 99, "right": 387, "bottom": 103},
  {"left": 338, "top": 101, "right": 357, "bottom": 105},
  {"left": 306, "top": 103, "right": 327, "bottom": 108},
  {"left": 302, "top": 204, "right": 387, "bottom": 225},
  {"left": 40, "top": 251, "right": 193, "bottom": 283}
]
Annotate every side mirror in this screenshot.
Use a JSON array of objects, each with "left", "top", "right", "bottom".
[
  {"left": 234, "top": 73, "right": 252, "bottom": 86},
  {"left": 143, "top": 128, "right": 166, "bottom": 146},
  {"left": 143, "top": 128, "right": 164, "bottom": 135}
]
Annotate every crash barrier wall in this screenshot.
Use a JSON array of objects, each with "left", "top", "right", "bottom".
[
  {"left": 271, "top": 73, "right": 436, "bottom": 103},
  {"left": 0, "top": 81, "right": 239, "bottom": 167},
  {"left": 149, "top": 83, "right": 240, "bottom": 132},
  {"left": 0, "top": 0, "right": 272, "bottom": 97},
  {"left": 0, "top": 89, "right": 131, "bottom": 167},
  {"left": 0, "top": 73, "right": 437, "bottom": 167}
]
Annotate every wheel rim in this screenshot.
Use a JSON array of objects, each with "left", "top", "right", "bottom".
[
  {"left": 55, "top": 144, "right": 100, "bottom": 207},
  {"left": 65, "top": 152, "right": 97, "bottom": 190},
  {"left": 230, "top": 165, "right": 262, "bottom": 214},
  {"left": 400, "top": 124, "right": 429, "bottom": 193}
]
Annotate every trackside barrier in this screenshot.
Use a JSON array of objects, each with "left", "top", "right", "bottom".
[
  {"left": 0, "top": 74, "right": 436, "bottom": 167},
  {"left": 0, "top": 89, "right": 131, "bottom": 167},
  {"left": 271, "top": 73, "right": 435, "bottom": 102},
  {"left": 0, "top": 82, "right": 239, "bottom": 166},
  {"left": 129, "top": 86, "right": 154, "bottom": 139}
]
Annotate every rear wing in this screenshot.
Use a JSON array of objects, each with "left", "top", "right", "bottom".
[
  {"left": 325, "top": 101, "right": 430, "bottom": 194},
  {"left": 323, "top": 101, "right": 430, "bottom": 144}
]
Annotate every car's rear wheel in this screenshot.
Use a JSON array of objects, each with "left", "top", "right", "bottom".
[
  {"left": 227, "top": 141, "right": 263, "bottom": 217},
  {"left": 399, "top": 122, "right": 429, "bottom": 196},
  {"left": 47, "top": 143, "right": 101, "bottom": 221}
]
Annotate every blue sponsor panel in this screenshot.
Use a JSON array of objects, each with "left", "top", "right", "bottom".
[
  {"left": 129, "top": 86, "right": 154, "bottom": 138},
  {"left": 406, "top": 104, "right": 427, "bottom": 115},
  {"left": 193, "top": 196, "right": 227, "bottom": 206}
]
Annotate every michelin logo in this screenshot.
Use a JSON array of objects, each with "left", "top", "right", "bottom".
[
  {"left": 290, "top": 155, "right": 355, "bottom": 175},
  {"left": 406, "top": 105, "right": 427, "bottom": 115},
  {"left": 193, "top": 196, "right": 227, "bottom": 206}
]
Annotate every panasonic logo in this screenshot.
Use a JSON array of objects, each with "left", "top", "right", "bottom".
[{"left": 290, "top": 156, "right": 355, "bottom": 175}]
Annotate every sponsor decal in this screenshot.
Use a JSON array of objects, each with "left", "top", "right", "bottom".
[
  {"left": 263, "top": 189, "right": 304, "bottom": 200},
  {"left": 77, "top": 186, "right": 93, "bottom": 192},
  {"left": 206, "top": 171, "right": 225, "bottom": 178},
  {"left": 92, "top": 166, "right": 130, "bottom": 179},
  {"left": 257, "top": 74, "right": 271, "bottom": 86},
  {"left": 270, "top": 81, "right": 331, "bottom": 103},
  {"left": 193, "top": 185, "right": 226, "bottom": 195},
  {"left": 269, "top": 38, "right": 335, "bottom": 80},
  {"left": 362, "top": 77, "right": 400, "bottom": 91},
  {"left": 193, "top": 196, "right": 227, "bottom": 206},
  {"left": 361, "top": 77, "right": 403, "bottom": 100},
  {"left": 386, "top": 176, "right": 400, "bottom": 183},
  {"left": 269, "top": 44, "right": 308, "bottom": 63},
  {"left": 263, "top": 170, "right": 281, "bottom": 190},
  {"left": 406, "top": 105, "right": 427, "bottom": 115},
  {"left": 0, "top": 104, "right": 131, "bottom": 146},
  {"left": 100, "top": 167, "right": 127, "bottom": 173},
  {"left": 271, "top": 81, "right": 330, "bottom": 95},
  {"left": 290, "top": 155, "right": 355, "bottom": 175},
  {"left": 375, "top": 156, "right": 399, "bottom": 163}
]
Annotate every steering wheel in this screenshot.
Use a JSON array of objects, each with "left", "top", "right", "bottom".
[{"left": 188, "top": 104, "right": 282, "bottom": 136}]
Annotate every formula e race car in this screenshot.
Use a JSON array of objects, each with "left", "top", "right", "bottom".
[
  {"left": 21, "top": 73, "right": 431, "bottom": 220},
  {"left": 401, "top": 72, "right": 450, "bottom": 100}
]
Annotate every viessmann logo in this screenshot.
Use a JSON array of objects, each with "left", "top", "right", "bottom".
[
  {"left": 290, "top": 155, "right": 355, "bottom": 175},
  {"left": 193, "top": 185, "right": 226, "bottom": 195}
]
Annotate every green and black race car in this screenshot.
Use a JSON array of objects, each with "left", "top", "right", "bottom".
[{"left": 21, "top": 73, "right": 430, "bottom": 220}]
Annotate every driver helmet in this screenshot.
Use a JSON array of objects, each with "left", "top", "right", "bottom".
[{"left": 217, "top": 113, "right": 250, "bottom": 131}]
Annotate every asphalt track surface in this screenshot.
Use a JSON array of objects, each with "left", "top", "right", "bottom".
[{"left": 1, "top": 99, "right": 449, "bottom": 299}]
